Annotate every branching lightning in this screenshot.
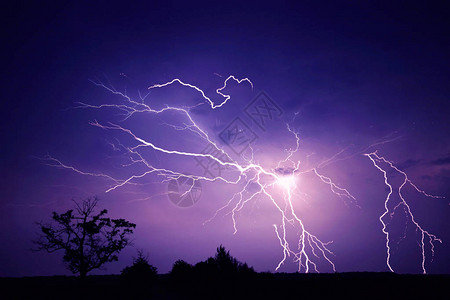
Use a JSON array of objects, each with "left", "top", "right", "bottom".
[
  {"left": 42, "top": 74, "right": 443, "bottom": 273},
  {"left": 365, "top": 151, "right": 443, "bottom": 274}
]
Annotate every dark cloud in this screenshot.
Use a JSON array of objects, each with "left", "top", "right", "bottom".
[
  {"left": 397, "top": 159, "right": 423, "bottom": 170},
  {"left": 430, "top": 155, "right": 450, "bottom": 166},
  {"left": 274, "top": 167, "right": 298, "bottom": 175}
]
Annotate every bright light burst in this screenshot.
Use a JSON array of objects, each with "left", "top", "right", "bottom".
[
  {"left": 42, "top": 74, "right": 443, "bottom": 273},
  {"left": 275, "top": 175, "right": 297, "bottom": 190}
]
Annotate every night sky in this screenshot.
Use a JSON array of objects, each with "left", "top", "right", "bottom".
[{"left": 1, "top": 1, "right": 449, "bottom": 277}]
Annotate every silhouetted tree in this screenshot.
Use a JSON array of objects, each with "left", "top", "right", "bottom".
[
  {"left": 34, "top": 197, "right": 136, "bottom": 278},
  {"left": 121, "top": 249, "right": 157, "bottom": 281},
  {"left": 170, "top": 259, "right": 193, "bottom": 280},
  {"left": 213, "top": 245, "right": 255, "bottom": 278},
  {"left": 215, "top": 245, "right": 239, "bottom": 273}
]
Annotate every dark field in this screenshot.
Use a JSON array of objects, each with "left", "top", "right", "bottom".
[{"left": 1, "top": 272, "right": 448, "bottom": 299}]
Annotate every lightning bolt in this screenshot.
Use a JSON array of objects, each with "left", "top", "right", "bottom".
[
  {"left": 365, "top": 151, "right": 443, "bottom": 274},
  {"left": 42, "top": 74, "right": 443, "bottom": 273}
]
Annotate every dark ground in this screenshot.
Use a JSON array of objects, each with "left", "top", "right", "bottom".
[{"left": 0, "top": 272, "right": 448, "bottom": 299}]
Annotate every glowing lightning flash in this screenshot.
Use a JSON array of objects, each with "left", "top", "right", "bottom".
[
  {"left": 275, "top": 175, "right": 297, "bottom": 190},
  {"left": 43, "top": 74, "right": 443, "bottom": 274}
]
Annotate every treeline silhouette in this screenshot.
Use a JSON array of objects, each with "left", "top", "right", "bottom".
[
  {"left": 116, "top": 245, "right": 448, "bottom": 299},
  {"left": 118, "top": 245, "right": 258, "bottom": 299},
  {"left": 170, "top": 245, "right": 255, "bottom": 281},
  {"left": 1, "top": 244, "right": 448, "bottom": 299}
]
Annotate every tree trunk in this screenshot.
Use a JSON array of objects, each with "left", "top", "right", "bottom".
[{"left": 79, "top": 210, "right": 88, "bottom": 279}]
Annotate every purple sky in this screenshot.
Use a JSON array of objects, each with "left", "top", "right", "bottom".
[{"left": 1, "top": 1, "right": 449, "bottom": 276}]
